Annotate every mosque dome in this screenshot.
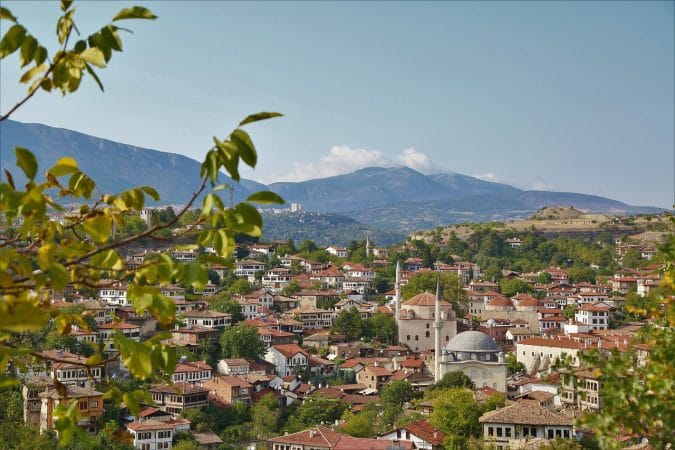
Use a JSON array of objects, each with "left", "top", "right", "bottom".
[
  {"left": 445, "top": 331, "right": 500, "bottom": 362},
  {"left": 446, "top": 331, "right": 499, "bottom": 353}
]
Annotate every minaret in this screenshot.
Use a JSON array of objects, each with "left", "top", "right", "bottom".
[
  {"left": 434, "top": 275, "right": 443, "bottom": 382},
  {"left": 395, "top": 260, "right": 402, "bottom": 324},
  {"left": 365, "top": 234, "right": 371, "bottom": 259}
]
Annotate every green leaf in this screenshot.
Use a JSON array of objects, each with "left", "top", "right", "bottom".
[
  {"left": 34, "top": 45, "right": 47, "bottom": 65},
  {"left": 230, "top": 128, "right": 257, "bottom": 167},
  {"left": 79, "top": 47, "right": 106, "bottom": 68},
  {"left": 83, "top": 62, "right": 104, "bottom": 91},
  {"left": 19, "top": 62, "right": 48, "bottom": 84},
  {"left": 47, "top": 263, "right": 69, "bottom": 291},
  {"left": 0, "top": 300, "right": 49, "bottom": 332},
  {"left": 229, "top": 202, "right": 263, "bottom": 237},
  {"left": 139, "top": 186, "right": 160, "bottom": 201},
  {"left": 201, "top": 193, "right": 215, "bottom": 218},
  {"left": 114, "top": 332, "right": 153, "bottom": 379},
  {"left": 203, "top": 254, "right": 233, "bottom": 268},
  {"left": 246, "top": 190, "right": 285, "bottom": 205},
  {"left": 112, "top": 6, "right": 157, "bottom": 21},
  {"left": 239, "top": 111, "right": 283, "bottom": 126},
  {"left": 48, "top": 156, "right": 79, "bottom": 177},
  {"left": 101, "top": 25, "right": 122, "bottom": 51},
  {"left": 0, "top": 24, "right": 26, "bottom": 58},
  {"left": 82, "top": 214, "right": 112, "bottom": 243},
  {"left": 60, "top": 0, "right": 73, "bottom": 12},
  {"left": 0, "top": 7, "right": 17, "bottom": 22},
  {"left": 123, "top": 390, "right": 154, "bottom": 416},
  {"left": 200, "top": 149, "right": 220, "bottom": 184},
  {"left": 19, "top": 35, "right": 37, "bottom": 67},
  {"left": 15, "top": 146, "right": 38, "bottom": 180},
  {"left": 87, "top": 32, "right": 112, "bottom": 62},
  {"left": 90, "top": 249, "right": 124, "bottom": 271},
  {"left": 184, "top": 261, "right": 208, "bottom": 292}
]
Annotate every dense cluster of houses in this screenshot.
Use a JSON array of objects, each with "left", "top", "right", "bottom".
[{"left": 15, "top": 231, "right": 667, "bottom": 449}]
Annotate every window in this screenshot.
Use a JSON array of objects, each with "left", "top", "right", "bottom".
[
  {"left": 505, "top": 427, "right": 511, "bottom": 437},
  {"left": 496, "top": 427, "right": 503, "bottom": 437},
  {"left": 548, "top": 429, "right": 554, "bottom": 439},
  {"left": 488, "top": 426, "right": 493, "bottom": 436},
  {"left": 89, "top": 400, "right": 98, "bottom": 409},
  {"left": 415, "top": 335, "right": 418, "bottom": 341},
  {"left": 425, "top": 331, "right": 430, "bottom": 338},
  {"left": 79, "top": 400, "right": 88, "bottom": 410}
]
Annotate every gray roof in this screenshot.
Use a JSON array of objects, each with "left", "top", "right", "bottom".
[{"left": 446, "top": 331, "right": 499, "bottom": 353}]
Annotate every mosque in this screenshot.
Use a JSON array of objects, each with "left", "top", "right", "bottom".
[{"left": 393, "top": 262, "right": 507, "bottom": 391}]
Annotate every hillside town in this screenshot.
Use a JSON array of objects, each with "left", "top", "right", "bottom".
[{"left": 3, "top": 210, "right": 672, "bottom": 450}]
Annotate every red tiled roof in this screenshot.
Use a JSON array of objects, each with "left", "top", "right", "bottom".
[
  {"left": 403, "top": 292, "right": 451, "bottom": 307},
  {"left": 98, "top": 321, "right": 140, "bottom": 329},
  {"left": 271, "top": 344, "right": 309, "bottom": 358},
  {"left": 399, "top": 420, "right": 446, "bottom": 446},
  {"left": 365, "top": 365, "right": 392, "bottom": 377},
  {"left": 401, "top": 358, "right": 425, "bottom": 368},
  {"left": 518, "top": 337, "right": 586, "bottom": 350}
]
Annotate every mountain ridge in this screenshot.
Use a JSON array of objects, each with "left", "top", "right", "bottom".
[{"left": 0, "top": 120, "right": 664, "bottom": 234}]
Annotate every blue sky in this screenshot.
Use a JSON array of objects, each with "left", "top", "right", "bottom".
[{"left": 1, "top": 1, "right": 673, "bottom": 207}]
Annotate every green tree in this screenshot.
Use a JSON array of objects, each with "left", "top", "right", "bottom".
[
  {"left": 380, "top": 380, "right": 414, "bottom": 406},
  {"left": 219, "top": 323, "right": 265, "bottom": 359},
  {"left": 250, "top": 393, "right": 281, "bottom": 439},
  {"left": 401, "top": 272, "right": 466, "bottom": 311},
  {"left": 209, "top": 296, "right": 245, "bottom": 324},
  {"left": 429, "top": 388, "right": 482, "bottom": 444},
  {"left": 281, "top": 279, "right": 300, "bottom": 296},
  {"left": 332, "top": 306, "right": 363, "bottom": 340},
  {"left": 284, "top": 396, "right": 348, "bottom": 433},
  {"left": 0, "top": 4, "right": 283, "bottom": 445},
  {"left": 572, "top": 232, "right": 675, "bottom": 449},
  {"left": 562, "top": 304, "right": 577, "bottom": 319},
  {"left": 506, "top": 353, "right": 524, "bottom": 375},
  {"left": 341, "top": 404, "right": 378, "bottom": 438},
  {"left": 498, "top": 278, "right": 533, "bottom": 297},
  {"left": 368, "top": 311, "right": 397, "bottom": 344},
  {"left": 436, "top": 370, "right": 474, "bottom": 390}
]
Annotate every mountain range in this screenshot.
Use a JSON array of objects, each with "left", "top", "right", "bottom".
[{"left": 0, "top": 120, "right": 664, "bottom": 234}]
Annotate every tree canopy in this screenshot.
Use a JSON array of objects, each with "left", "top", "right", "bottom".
[
  {"left": 0, "top": 2, "right": 282, "bottom": 444},
  {"left": 220, "top": 323, "right": 266, "bottom": 360}
]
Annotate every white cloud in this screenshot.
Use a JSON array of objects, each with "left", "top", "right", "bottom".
[
  {"left": 531, "top": 180, "right": 555, "bottom": 191},
  {"left": 273, "top": 145, "right": 435, "bottom": 182},
  {"left": 473, "top": 172, "right": 502, "bottom": 183},
  {"left": 394, "top": 148, "right": 433, "bottom": 173}
]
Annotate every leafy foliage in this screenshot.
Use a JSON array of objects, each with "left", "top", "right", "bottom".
[
  {"left": 332, "top": 306, "right": 363, "bottom": 340},
  {"left": 219, "top": 323, "right": 266, "bottom": 359},
  {"left": 381, "top": 380, "right": 413, "bottom": 405},
  {"left": 571, "top": 230, "right": 675, "bottom": 448},
  {"left": 0, "top": 2, "right": 282, "bottom": 444}
]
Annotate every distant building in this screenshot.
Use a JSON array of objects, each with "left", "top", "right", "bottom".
[{"left": 438, "top": 331, "right": 508, "bottom": 392}]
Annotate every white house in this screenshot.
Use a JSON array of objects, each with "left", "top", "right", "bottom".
[
  {"left": 325, "top": 246, "right": 349, "bottom": 258},
  {"left": 181, "top": 309, "right": 232, "bottom": 329},
  {"left": 98, "top": 283, "right": 130, "bottom": 306},
  {"left": 380, "top": 420, "right": 446, "bottom": 450},
  {"left": 217, "top": 358, "right": 250, "bottom": 376},
  {"left": 479, "top": 403, "right": 575, "bottom": 448},
  {"left": 264, "top": 344, "right": 309, "bottom": 376},
  {"left": 171, "top": 360, "right": 212, "bottom": 384},
  {"left": 516, "top": 337, "right": 585, "bottom": 375},
  {"left": 234, "top": 259, "right": 265, "bottom": 283},
  {"left": 126, "top": 418, "right": 191, "bottom": 450},
  {"left": 574, "top": 302, "right": 611, "bottom": 331}
]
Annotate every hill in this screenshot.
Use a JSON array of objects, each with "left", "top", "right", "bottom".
[
  {"left": 1, "top": 121, "right": 664, "bottom": 236},
  {"left": 260, "top": 211, "right": 405, "bottom": 246},
  {"left": 0, "top": 120, "right": 257, "bottom": 205}
]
